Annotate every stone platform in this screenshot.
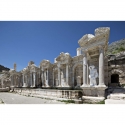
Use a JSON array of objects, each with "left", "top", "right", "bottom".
[
  {"left": 0, "top": 88, "right": 10, "bottom": 92},
  {"left": 13, "top": 88, "right": 83, "bottom": 101}
]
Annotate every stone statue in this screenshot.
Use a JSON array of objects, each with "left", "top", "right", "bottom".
[
  {"left": 75, "top": 76, "right": 81, "bottom": 88},
  {"left": 89, "top": 65, "right": 98, "bottom": 86}
]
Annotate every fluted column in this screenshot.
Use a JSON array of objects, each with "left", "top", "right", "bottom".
[
  {"left": 99, "top": 45, "right": 105, "bottom": 86},
  {"left": 81, "top": 50, "right": 88, "bottom": 87},
  {"left": 58, "top": 64, "right": 61, "bottom": 87}
]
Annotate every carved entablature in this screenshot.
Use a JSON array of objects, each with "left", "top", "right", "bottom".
[
  {"left": 30, "top": 64, "right": 38, "bottom": 72},
  {"left": 56, "top": 52, "right": 72, "bottom": 64},
  {"left": 40, "top": 60, "right": 52, "bottom": 70},
  {"left": 78, "top": 27, "right": 110, "bottom": 52},
  {"left": 72, "top": 55, "right": 83, "bottom": 63}
]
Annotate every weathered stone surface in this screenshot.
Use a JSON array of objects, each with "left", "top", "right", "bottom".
[
  {"left": 0, "top": 27, "right": 125, "bottom": 103},
  {"left": 82, "top": 96, "right": 105, "bottom": 103},
  {"left": 14, "top": 88, "right": 83, "bottom": 100}
]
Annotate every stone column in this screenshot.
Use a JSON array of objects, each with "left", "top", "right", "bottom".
[
  {"left": 23, "top": 74, "right": 25, "bottom": 87},
  {"left": 53, "top": 69, "right": 54, "bottom": 87},
  {"left": 44, "top": 70, "right": 46, "bottom": 86},
  {"left": 99, "top": 46, "right": 105, "bottom": 86},
  {"left": 66, "top": 64, "right": 69, "bottom": 87},
  {"left": 38, "top": 71, "right": 41, "bottom": 86},
  {"left": 41, "top": 70, "right": 44, "bottom": 87},
  {"left": 87, "top": 61, "right": 89, "bottom": 85},
  {"left": 81, "top": 50, "right": 87, "bottom": 87},
  {"left": 58, "top": 64, "right": 61, "bottom": 87},
  {"left": 46, "top": 69, "right": 49, "bottom": 87},
  {"left": 26, "top": 74, "right": 28, "bottom": 87},
  {"left": 30, "top": 73, "right": 32, "bottom": 87},
  {"left": 33, "top": 72, "right": 36, "bottom": 87}
]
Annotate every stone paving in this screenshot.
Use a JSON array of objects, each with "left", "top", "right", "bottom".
[{"left": 0, "top": 92, "right": 66, "bottom": 104}]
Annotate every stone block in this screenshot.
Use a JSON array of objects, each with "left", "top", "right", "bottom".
[
  {"left": 82, "top": 96, "right": 105, "bottom": 103},
  {"left": 96, "top": 86, "right": 107, "bottom": 97}
]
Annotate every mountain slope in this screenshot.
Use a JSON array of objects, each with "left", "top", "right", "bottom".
[
  {"left": 0, "top": 65, "right": 10, "bottom": 73},
  {"left": 107, "top": 38, "right": 125, "bottom": 54}
]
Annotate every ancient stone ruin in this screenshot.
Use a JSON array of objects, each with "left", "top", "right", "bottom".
[{"left": 0, "top": 27, "right": 125, "bottom": 103}]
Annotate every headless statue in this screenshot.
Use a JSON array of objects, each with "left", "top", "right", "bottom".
[{"left": 89, "top": 65, "right": 98, "bottom": 86}]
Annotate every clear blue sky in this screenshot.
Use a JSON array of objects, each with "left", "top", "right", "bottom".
[{"left": 0, "top": 21, "right": 125, "bottom": 71}]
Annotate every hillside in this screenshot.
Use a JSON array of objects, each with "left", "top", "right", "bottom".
[
  {"left": 107, "top": 38, "right": 125, "bottom": 54},
  {"left": 0, "top": 65, "right": 10, "bottom": 73}
]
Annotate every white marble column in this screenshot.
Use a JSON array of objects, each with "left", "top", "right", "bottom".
[
  {"left": 82, "top": 50, "right": 87, "bottom": 87},
  {"left": 46, "top": 69, "right": 49, "bottom": 87},
  {"left": 58, "top": 64, "right": 61, "bottom": 87},
  {"left": 66, "top": 64, "right": 69, "bottom": 87},
  {"left": 87, "top": 61, "right": 89, "bottom": 85},
  {"left": 99, "top": 46, "right": 105, "bottom": 86},
  {"left": 23, "top": 74, "right": 25, "bottom": 87},
  {"left": 53, "top": 69, "right": 54, "bottom": 87},
  {"left": 41, "top": 70, "right": 44, "bottom": 87},
  {"left": 30, "top": 73, "right": 32, "bottom": 87},
  {"left": 33, "top": 72, "right": 36, "bottom": 87}
]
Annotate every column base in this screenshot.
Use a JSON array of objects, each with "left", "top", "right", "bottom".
[
  {"left": 30, "top": 86, "right": 36, "bottom": 88},
  {"left": 81, "top": 84, "right": 89, "bottom": 87}
]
